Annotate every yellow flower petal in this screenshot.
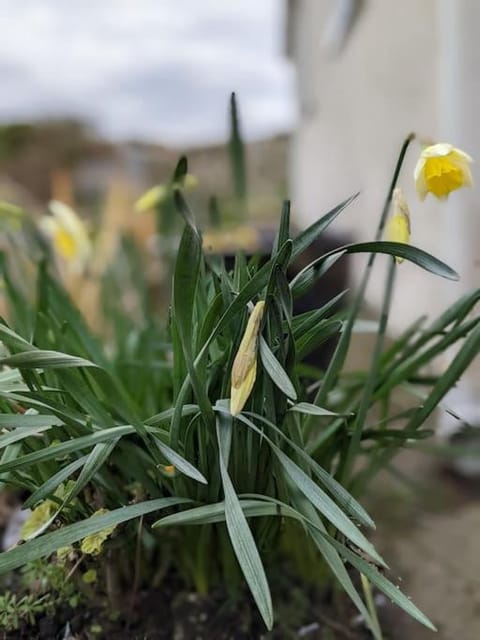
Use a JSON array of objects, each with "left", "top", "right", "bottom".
[
  {"left": 414, "top": 143, "right": 473, "bottom": 200},
  {"left": 230, "top": 301, "right": 265, "bottom": 416}
]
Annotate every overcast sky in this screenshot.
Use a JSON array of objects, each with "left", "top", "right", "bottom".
[{"left": 0, "top": 0, "right": 296, "bottom": 146}]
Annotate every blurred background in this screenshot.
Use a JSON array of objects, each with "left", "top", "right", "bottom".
[
  {"left": 1, "top": 2, "right": 480, "bottom": 637},
  {"left": 0, "top": 0, "right": 294, "bottom": 218}
]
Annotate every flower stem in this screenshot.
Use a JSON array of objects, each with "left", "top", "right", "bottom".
[
  {"left": 361, "top": 573, "right": 384, "bottom": 640},
  {"left": 303, "top": 133, "right": 415, "bottom": 438}
]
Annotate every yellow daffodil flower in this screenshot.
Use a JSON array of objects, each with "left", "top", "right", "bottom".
[
  {"left": 414, "top": 143, "right": 473, "bottom": 200},
  {"left": 39, "top": 200, "right": 92, "bottom": 273},
  {"left": 230, "top": 301, "right": 265, "bottom": 416},
  {"left": 135, "top": 174, "right": 198, "bottom": 213},
  {"left": 385, "top": 188, "right": 411, "bottom": 264},
  {"left": 80, "top": 509, "right": 117, "bottom": 556}
]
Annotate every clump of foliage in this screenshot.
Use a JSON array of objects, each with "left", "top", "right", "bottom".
[
  {"left": 0, "top": 111, "right": 478, "bottom": 637},
  {"left": 0, "top": 559, "right": 81, "bottom": 632}
]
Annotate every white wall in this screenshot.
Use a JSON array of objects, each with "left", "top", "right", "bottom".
[
  {"left": 289, "top": 0, "right": 461, "bottom": 335},
  {"left": 289, "top": 0, "right": 480, "bottom": 432}
]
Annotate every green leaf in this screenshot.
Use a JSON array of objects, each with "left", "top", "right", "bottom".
[
  {"left": 294, "top": 499, "right": 381, "bottom": 640},
  {"left": 216, "top": 416, "right": 273, "bottom": 630},
  {"left": 171, "top": 221, "right": 213, "bottom": 447},
  {"left": 273, "top": 200, "right": 290, "bottom": 255},
  {"left": 291, "top": 252, "right": 346, "bottom": 299},
  {"left": 172, "top": 155, "right": 188, "bottom": 185},
  {"left": 347, "top": 242, "right": 457, "bottom": 280},
  {"left": 145, "top": 405, "right": 198, "bottom": 428},
  {"left": 0, "top": 413, "right": 63, "bottom": 428},
  {"left": 0, "top": 350, "right": 97, "bottom": 369},
  {"left": 274, "top": 448, "right": 385, "bottom": 566},
  {"left": 406, "top": 321, "right": 480, "bottom": 432},
  {"left": 0, "top": 323, "right": 34, "bottom": 353},
  {"left": 287, "top": 402, "right": 338, "bottom": 417},
  {"left": 0, "top": 424, "right": 53, "bottom": 449},
  {"left": 173, "top": 188, "right": 195, "bottom": 228},
  {"left": 0, "top": 425, "right": 134, "bottom": 473},
  {"left": 23, "top": 456, "right": 88, "bottom": 508},
  {"left": 235, "top": 409, "right": 375, "bottom": 529},
  {"left": 291, "top": 193, "right": 359, "bottom": 261},
  {"left": 0, "top": 497, "right": 191, "bottom": 575},
  {"left": 67, "top": 440, "right": 119, "bottom": 501},
  {"left": 154, "top": 438, "right": 207, "bottom": 484},
  {"left": 153, "top": 498, "right": 296, "bottom": 528},
  {"left": 228, "top": 92, "right": 247, "bottom": 213},
  {"left": 314, "top": 531, "right": 436, "bottom": 631},
  {"left": 259, "top": 337, "right": 297, "bottom": 400},
  {"left": 300, "top": 242, "right": 458, "bottom": 283},
  {"left": 296, "top": 320, "right": 342, "bottom": 360}
]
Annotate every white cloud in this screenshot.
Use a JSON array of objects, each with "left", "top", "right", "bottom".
[{"left": 0, "top": 0, "right": 297, "bottom": 145}]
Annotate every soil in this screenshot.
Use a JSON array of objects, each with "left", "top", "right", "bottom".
[{"left": 3, "top": 573, "right": 374, "bottom": 640}]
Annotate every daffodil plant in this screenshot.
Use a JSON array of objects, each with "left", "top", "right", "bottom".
[{"left": 0, "top": 135, "right": 478, "bottom": 638}]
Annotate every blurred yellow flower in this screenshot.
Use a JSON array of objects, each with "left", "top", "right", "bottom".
[
  {"left": 414, "top": 143, "right": 473, "bottom": 200},
  {"left": 21, "top": 500, "right": 54, "bottom": 540},
  {"left": 385, "top": 188, "right": 411, "bottom": 264},
  {"left": 39, "top": 200, "right": 92, "bottom": 273},
  {"left": 134, "top": 184, "right": 169, "bottom": 212},
  {"left": 80, "top": 509, "right": 117, "bottom": 556},
  {"left": 230, "top": 301, "right": 265, "bottom": 416},
  {"left": 135, "top": 174, "right": 198, "bottom": 213},
  {"left": 163, "top": 465, "right": 175, "bottom": 475}
]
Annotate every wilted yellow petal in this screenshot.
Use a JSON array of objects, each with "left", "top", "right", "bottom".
[
  {"left": 414, "top": 143, "right": 473, "bottom": 200},
  {"left": 385, "top": 188, "right": 411, "bottom": 264},
  {"left": 21, "top": 501, "right": 55, "bottom": 540},
  {"left": 57, "top": 545, "right": 74, "bottom": 562},
  {"left": 230, "top": 301, "right": 265, "bottom": 415},
  {"left": 80, "top": 509, "right": 117, "bottom": 556}
]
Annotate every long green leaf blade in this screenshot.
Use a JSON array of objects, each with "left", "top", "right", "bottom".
[
  {"left": 216, "top": 416, "right": 273, "bottom": 630},
  {"left": 0, "top": 497, "right": 191, "bottom": 575}
]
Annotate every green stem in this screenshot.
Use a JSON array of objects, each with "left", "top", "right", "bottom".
[
  {"left": 361, "top": 573, "right": 383, "bottom": 640},
  {"left": 304, "top": 133, "right": 415, "bottom": 438}
]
